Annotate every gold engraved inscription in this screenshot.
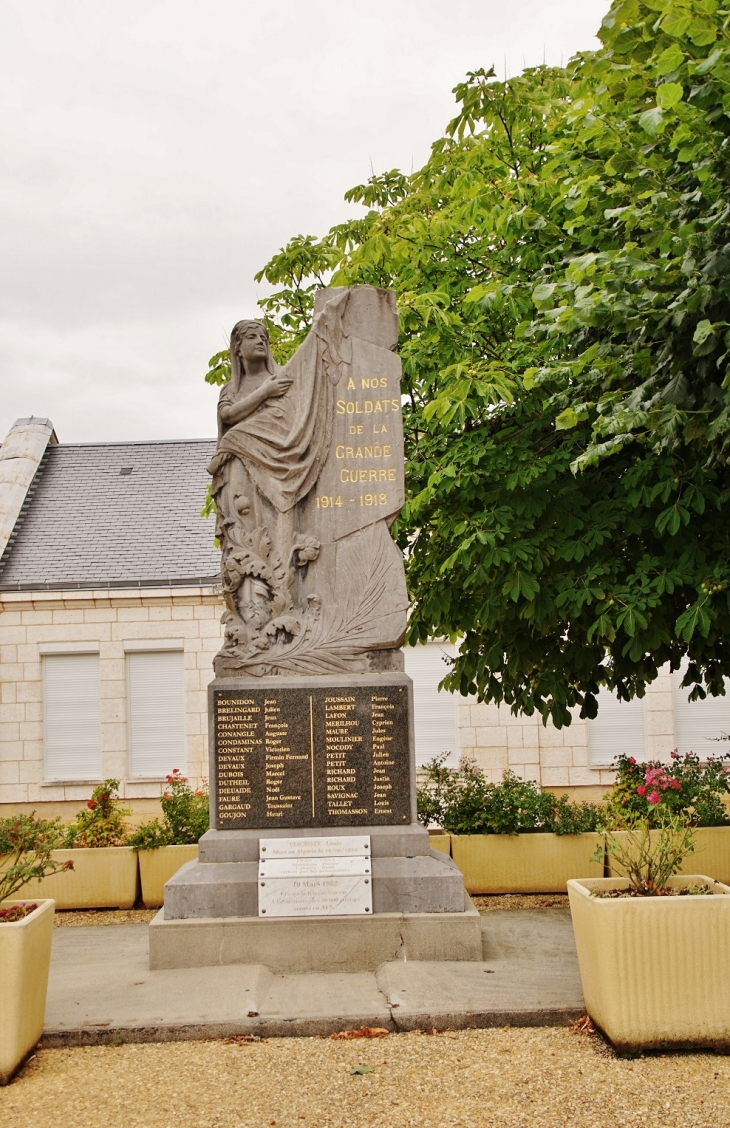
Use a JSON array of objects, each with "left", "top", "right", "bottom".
[
  {"left": 323, "top": 696, "right": 368, "bottom": 817},
  {"left": 215, "top": 696, "right": 258, "bottom": 816},
  {"left": 264, "top": 697, "right": 301, "bottom": 817}
]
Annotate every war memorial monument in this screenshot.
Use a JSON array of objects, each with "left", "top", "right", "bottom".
[{"left": 150, "top": 285, "right": 480, "bottom": 972}]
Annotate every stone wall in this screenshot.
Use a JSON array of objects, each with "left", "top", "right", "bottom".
[
  {"left": 0, "top": 585, "right": 223, "bottom": 817},
  {"left": 457, "top": 666, "right": 678, "bottom": 799}
]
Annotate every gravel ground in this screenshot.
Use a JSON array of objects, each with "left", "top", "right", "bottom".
[
  {"left": 53, "top": 897, "right": 567, "bottom": 926},
  {"left": 2, "top": 1027, "right": 728, "bottom": 1128},
  {"left": 54, "top": 909, "right": 157, "bottom": 927},
  {"left": 472, "top": 894, "right": 569, "bottom": 912}
]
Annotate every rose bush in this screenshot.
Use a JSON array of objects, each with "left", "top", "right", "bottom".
[
  {"left": 604, "top": 751, "right": 730, "bottom": 827},
  {"left": 129, "top": 770, "right": 210, "bottom": 849},
  {"left": 63, "top": 780, "right": 131, "bottom": 848}
]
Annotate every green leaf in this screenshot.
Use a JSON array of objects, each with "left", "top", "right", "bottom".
[
  {"left": 694, "top": 47, "right": 723, "bottom": 75},
  {"left": 350, "top": 1066, "right": 374, "bottom": 1075},
  {"left": 655, "top": 44, "right": 685, "bottom": 76},
  {"left": 656, "top": 83, "right": 684, "bottom": 110},
  {"left": 502, "top": 571, "right": 540, "bottom": 603},
  {"left": 688, "top": 16, "right": 717, "bottom": 46},
  {"left": 661, "top": 10, "right": 693, "bottom": 38},
  {"left": 693, "top": 319, "right": 714, "bottom": 345},
  {"left": 638, "top": 106, "right": 664, "bottom": 135},
  {"left": 532, "top": 282, "right": 557, "bottom": 306},
  {"left": 676, "top": 601, "right": 712, "bottom": 642},
  {"left": 555, "top": 407, "right": 579, "bottom": 430}
]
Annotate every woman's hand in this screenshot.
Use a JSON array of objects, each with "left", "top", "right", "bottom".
[
  {"left": 263, "top": 371, "right": 293, "bottom": 398},
  {"left": 220, "top": 370, "right": 293, "bottom": 426}
]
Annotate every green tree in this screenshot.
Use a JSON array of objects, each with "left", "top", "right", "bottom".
[{"left": 210, "top": 0, "right": 730, "bottom": 728}]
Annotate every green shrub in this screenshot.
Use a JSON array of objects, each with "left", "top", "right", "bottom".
[
  {"left": 64, "top": 780, "right": 131, "bottom": 848},
  {"left": 130, "top": 770, "right": 209, "bottom": 849},
  {"left": 417, "top": 757, "right": 600, "bottom": 836},
  {"left": 0, "top": 812, "right": 73, "bottom": 903},
  {"left": 128, "top": 819, "right": 170, "bottom": 850},
  {"left": 545, "top": 793, "right": 602, "bottom": 836}
]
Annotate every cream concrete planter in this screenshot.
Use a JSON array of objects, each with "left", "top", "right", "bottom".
[
  {"left": 138, "top": 845, "right": 199, "bottom": 908},
  {"left": 608, "top": 826, "right": 730, "bottom": 885},
  {"left": 428, "top": 834, "right": 451, "bottom": 857},
  {"left": 450, "top": 832, "right": 604, "bottom": 894},
  {"left": 0, "top": 899, "right": 55, "bottom": 1085},
  {"left": 12, "top": 847, "right": 138, "bottom": 909},
  {"left": 568, "top": 876, "right": 730, "bottom": 1051}
]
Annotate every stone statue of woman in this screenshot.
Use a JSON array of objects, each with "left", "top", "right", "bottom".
[{"left": 209, "top": 287, "right": 408, "bottom": 677}]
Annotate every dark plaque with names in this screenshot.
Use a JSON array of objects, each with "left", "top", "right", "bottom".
[{"left": 213, "top": 684, "right": 411, "bottom": 829}]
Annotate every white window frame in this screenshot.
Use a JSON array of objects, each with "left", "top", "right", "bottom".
[
  {"left": 587, "top": 689, "right": 647, "bottom": 767},
  {"left": 43, "top": 651, "right": 102, "bottom": 782},
  {"left": 672, "top": 662, "right": 730, "bottom": 760},
  {"left": 126, "top": 647, "right": 185, "bottom": 780},
  {"left": 404, "top": 640, "right": 459, "bottom": 768}
]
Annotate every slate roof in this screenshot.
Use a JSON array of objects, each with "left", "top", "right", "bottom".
[{"left": 0, "top": 440, "right": 221, "bottom": 590}]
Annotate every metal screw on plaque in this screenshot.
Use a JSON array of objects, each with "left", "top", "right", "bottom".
[
  {"left": 365, "top": 907, "right": 370, "bottom": 912},
  {"left": 261, "top": 909, "right": 267, "bottom": 914},
  {"left": 364, "top": 879, "right": 369, "bottom": 884},
  {"left": 260, "top": 882, "right": 265, "bottom": 887}
]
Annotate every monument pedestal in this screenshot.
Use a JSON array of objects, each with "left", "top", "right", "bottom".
[
  {"left": 149, "top": 674, "right": 478, "bottom": 971},
  {"left": 151, "top": 822, "right": 481, "bottom": 971},
  {"left": 149, "top": 894, "right": 481, "bottom": 973}
]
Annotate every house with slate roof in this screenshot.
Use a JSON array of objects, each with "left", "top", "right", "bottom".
[
  {"left": 0, "top": 417, "right": 223, "bottom": 821},
  {"left": 1, "top": 416, "right": 728, "bottom": 820}
]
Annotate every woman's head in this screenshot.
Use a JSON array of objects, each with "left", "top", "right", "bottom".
[{"left": 230, "top": 320, "right": 275, "bottom": 382}]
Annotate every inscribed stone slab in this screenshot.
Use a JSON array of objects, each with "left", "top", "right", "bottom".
[
  {"left": 258, "top": 836, "right": 371, "bottom": 859},
  {"left": 213, "top": 683, "right": 410, "bottom": 829},
  {"left": 258, "top": 875, "right": 373, "bottom": 917},
  {"left": 258, "top": 857, "right": 372, "bottom": 878}
]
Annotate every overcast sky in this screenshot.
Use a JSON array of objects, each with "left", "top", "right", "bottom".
[{"left": 1, "top": 0, "right": 607, "bottom": 445}]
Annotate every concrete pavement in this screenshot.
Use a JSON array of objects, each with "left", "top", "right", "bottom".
[{"left": 43, "top": 909, "right": 585, "bottom": 1046}]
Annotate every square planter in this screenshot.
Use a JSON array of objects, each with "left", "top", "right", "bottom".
[
  {"left": 0, "top": 899, "right": 55, "bottom": 1084},
  {"left": 12, "top": 847, "right": 139, "bottom": 909},
  {"left": 428, "top": 834, "right": 451, "bottom": 857},
  {"left": 608, "top": 826, "right": 730, "bottom": 885},
  {"left": 450, "top": 832, "right": 604, "bottom": 894},
  {"left": 568, "top": 875, "right": 730, "bottom": 1051},
  {"left": 138, "top": 845, "right": 199, "bottom": 908}
]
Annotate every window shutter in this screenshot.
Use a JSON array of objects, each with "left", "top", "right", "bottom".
[
  {"left": 404, "top": 642, "right": 458, "bottom": 767},
  {"left": 672, "top": 666, "right": 730, "bottom": 758},
  {"left": 44, "top": 654, "right": 101, "bottom": 780},
  {"left": 587, "top": 690, "right": 646, "bottom": 765},
  {"left": 127, "top": 650, "right": 185, "bottom": 777}
]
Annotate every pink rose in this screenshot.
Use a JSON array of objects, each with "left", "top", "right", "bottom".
[
  {"left": 637, "top": 785, "right": 646, "bottom": 797},
  {"left": 647, "top": 790, "right": 661, "bottom": 805}
]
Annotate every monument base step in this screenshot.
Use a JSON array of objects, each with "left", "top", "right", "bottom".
[
  {"left": 149, "top": 894, "right": 482, "bottom": 972},
  {"left": 163, "top": 850, "right": 466, "bottom": 919},
  {"left": 198, "top": 823, "right": 432, "bottom": 863}
]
